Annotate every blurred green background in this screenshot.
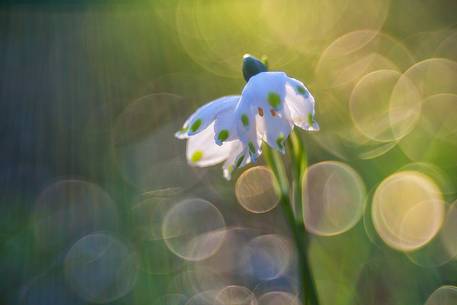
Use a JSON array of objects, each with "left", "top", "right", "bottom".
[{"left": 1, "top": 0, "right": 457, "bottom": 304}]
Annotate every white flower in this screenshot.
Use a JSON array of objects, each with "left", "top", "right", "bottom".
[{"left": 175, "top": 71, "right": 318, "bottom": 180}]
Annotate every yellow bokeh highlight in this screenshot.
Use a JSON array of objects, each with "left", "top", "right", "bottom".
[
  {"left": 302, "top": 161, "right": 366, "bottom": 236},
  {"left": 235, "top": 166, "right": 279, "bottom": 214},
  {"left": 372, "top": 171, "right": 445, "bottom": 251}
]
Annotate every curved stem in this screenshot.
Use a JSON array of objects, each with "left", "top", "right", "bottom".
[
  {"left": 288, "top": 132, "right": 320, "bottom": 305},
  {"left": 264, "top": 134, "right": 320, "bottom": 305}
]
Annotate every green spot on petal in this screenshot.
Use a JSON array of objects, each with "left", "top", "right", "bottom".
[
  {"left": 276, "top": 134, "right": 286, "bottom": 150},
  {"left": 267, "top": 92, "right": 281, "bottom": 109},
  {"left": 248, "top": 142, "right": 256, "bottom": 155},
  {"left": 235, "top": 155, "right": 244, "bottom": 168},
  {"left": 191, "top": 150, "right": 203, "bottom": 163},
  {"left": 296, "top": 85, "right": 305, "bottom": 94},
  {"left": 241, "top": 114, "right": 249, "bottom": 127},
  {"left": 218, "top": 129, "right": 229, "bottom": 142},
  {"left": 190, "top": 119, "right": 202, "bottom": 132},
  {"left": 308, "top": 113, "right": 313, "bottom": 126}
]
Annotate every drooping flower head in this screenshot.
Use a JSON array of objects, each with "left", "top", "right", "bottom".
[{"left": 176, "top": 54, "right": 319, "bottom": 179}]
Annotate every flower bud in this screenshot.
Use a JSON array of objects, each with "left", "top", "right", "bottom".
[{"left": 242, "top": 54, "right": 267, "bottom": 81}]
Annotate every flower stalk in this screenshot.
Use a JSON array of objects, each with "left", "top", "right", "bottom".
[
  {"left": 288, "top": 132, "right": 320, "bottom": 305},
  {"left": 264, "top": 134, "right": 320, "bottom": 305},
  {"left": 288, "top": 131, "right": 306, "bottom": 222},
  {"left": 176, "top": 54, "right": 320, "bottom": 304},
  {"left": 242, "top": 54, "right": 319, "bottom": 305}
]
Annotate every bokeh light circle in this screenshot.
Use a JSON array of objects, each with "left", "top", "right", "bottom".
[
  {"left": 302, "top": 161, "right": 366, "bottom": 236},
  {"left": 216, "top": 285, "right": 257, "bottom": 305},
  {"left": 154, "top": 293, "right": 187, "bottom": 305},
  {"left": 258, "top": 291, "right": 300, "bottom": 305},
  {"left": 131, "top": 193, "right": 187, "bottom": 275},
  {"left": 396, "top": 59, "right": 457, "bottom": 165},
  {"left": 168, "top": 267, "right": 231, "bottom": 297},
  {"left": 240, "top": 234, "right": 292, "bottom": 280},
  {"left": 401, "top": 58, "right": 457, "bottom": 97},
  {"left": 32, "top": 180, "right": 118, "bottom": 251},
  {"left": 316, "top": 30, "right": 414, "bottom": 92},
  {"left": 436, "top": 30, "right": 457, "bottom": 61},
  {"left": 407, "top": 200, "right": 457, "bottom": 267},
  {"left": 235, "top": 166, "right": 279, "bottom": 214},
  {"left": 64, "top": 233, "right": 138, "bottom": 304},
  {"left": 162, "top": 198, "right": 226, "bottom": 261},
  {"left": 425, "top": 286, "right": 457, "bottom": 305},
  {"left": 113, "top": 93, "right": 202, "bottom": 191},
  {"left": 252, "top": 276, "right": 299, "bottom": 297},
  {"left": 372, "top": 171, "right": 445, "bottom": 251},
  {"left": 130, "top": 190, "right": 179, "bottom": 240},
  {"left": 185, "top": 291, "right": 223, "bottom": 305},
  {"left": 175, "top": 0, "right": 298, "bottom": 78},
  {"left": 199, "top": 227, "right": 259, "bottom": 277},
  {"left": 399, "top": 162, "right": 455, "bottom": 196},
  {"left": 399, "top": 93, "right": 457, "bottom": 165},
  {"left": 263, "top": 0, "right": 390, "bottom": 57},
  {"left": 313, "top": 30, "right": 415, "bottom": 160},
  {"left": 350, "top": 69, "right": 422, "bottom": 142}
]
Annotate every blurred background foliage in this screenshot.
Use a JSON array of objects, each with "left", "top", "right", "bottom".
[{"left": 1, "top": 0, "right": 457, "bottom": 304}]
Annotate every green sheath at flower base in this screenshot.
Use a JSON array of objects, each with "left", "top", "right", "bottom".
[
  {"left": 227, "top": 165, "right": 234, "bottom": 174},
  {"left": 235, "top": 155, "right": 244, "bottom": 168},
  {"left": 308, "top": 113, "right": 313, "bottom": 126},
  {"left": 248, "top": 142, "right": 256, "bottom": 155},
  {"left": 242, "top": 54, "right": 268, "bottom": 81},
  {"left": 267, "top": 92, "right": 281, "bottom": 109},
  {"left": 190, "top": 119, "right": 202, "bottom": 132},
  {"left": 191, "top": 150, "right": 203, "bottom": 163},
  {"left": 217, "top": 130, "right": 229, "bottom": 142},
  {"left": 241, "top": 114, "right": 249, "bottom": 127},
  {"left": 276, "top": 134, "right": 286, "bottom": 150}
]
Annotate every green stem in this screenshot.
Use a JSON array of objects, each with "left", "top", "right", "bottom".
[
  {"left": 288, "top": 131, "right": 307, "bottom": 223},
  {"left": 264, "top": 135, "right": 320, "bottom": 305},
  {"left": 288, "top": 132, "right": 320, "bottom": 305}
]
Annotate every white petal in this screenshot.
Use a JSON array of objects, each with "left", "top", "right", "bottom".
[
  {"left": 261, "top": 111, "right": 293, "bottom": 153},
  {"left": 213, "top": 108, "right": 238, "bottom": 145},
  {"left": 234, "top": 99, "right": 262, "bottom": 162},
  {"left": 284, "top": 77, "right": 319, "bottom": 131},
  {"left": 222, "top": 141, "right": 251, "bottom": 180},
  {"left": 237, "top": 71, "right": 295, "bottom": 154},
  {"left": 241, "top": 72, "right": 288, "bottom": 112},
  {"left": 178, "top": 95, "right": 240, "bottom": 138},
  {"left": 186, "top": 123, "right": 235, "bottom": 167}
]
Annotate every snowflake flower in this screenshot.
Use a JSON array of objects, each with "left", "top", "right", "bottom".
[{"left": 175, "top": 55, "right": 319, "bottom": 179}]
